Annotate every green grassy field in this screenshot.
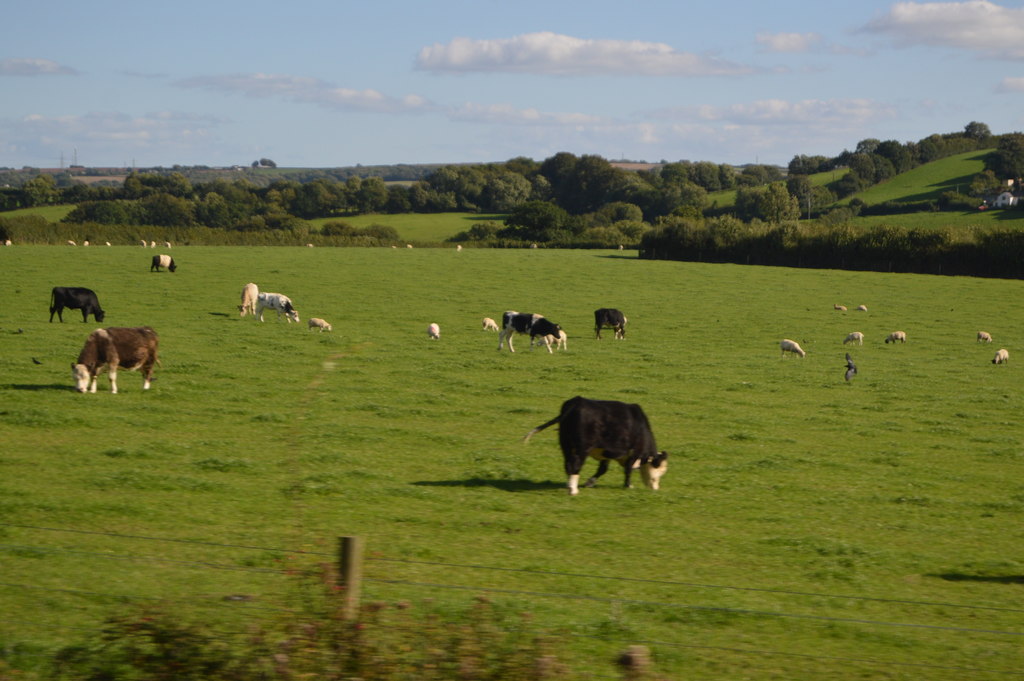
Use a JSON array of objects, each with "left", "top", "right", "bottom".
[
  {"left": 1, "top": 247, "right": 1023, "bottom": 680},
  {"left": 843, "top": 150, "right": 990, "bottom": 205},
  {"left": 307, "top": 211, "right": 505, "bottom": 242}
]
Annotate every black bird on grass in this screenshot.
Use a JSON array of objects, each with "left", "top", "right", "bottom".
[{"left": 844, "top": 353, "right": 857, "bottom": 382}]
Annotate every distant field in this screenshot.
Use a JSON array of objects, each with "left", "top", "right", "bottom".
[
  {"left": 307, "top": 212, "right": 505, "bottom": 242},
  {"left": 1, "top": 246, "right": 1022, "bottom": 680}
]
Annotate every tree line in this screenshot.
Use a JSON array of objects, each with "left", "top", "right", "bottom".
[{"left": 0, "top": 122, "right": 1021, "bottom": 255}]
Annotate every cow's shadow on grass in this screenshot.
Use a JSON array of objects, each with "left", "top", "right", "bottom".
[
  {"left": 4, "top": 383, "right": 73, "bottom": 391},
  {"left": 413, "top": 478, "right": 563, "bottom": 492},
  {"left": 930, "top": 572, "right": 1024, "bottom": 585},
  {"left": 208, "top": 312, "right": 231, "bottom": 318}
]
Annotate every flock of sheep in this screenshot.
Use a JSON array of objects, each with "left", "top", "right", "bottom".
[{"left": 779, "top": 304, "right": 1010, "bottom": 369}]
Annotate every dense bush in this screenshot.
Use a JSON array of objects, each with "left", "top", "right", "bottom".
[{"left": 640, "top": 219, "right": 1024, "bottom": 278}]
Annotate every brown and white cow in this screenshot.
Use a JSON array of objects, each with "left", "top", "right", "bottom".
[
  {"left": 71, "top": 326, "right": 159, "bottom": 394},
  {"left": 238, "top": 282, "right": 259, "bottom": 317}
]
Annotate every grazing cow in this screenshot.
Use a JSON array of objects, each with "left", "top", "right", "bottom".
[
  {"left": 523, "top": 396, "right": 668, "bottom": 495},
  {"left": 993, "top": 348, "right": 1009, "bottom": 364},
  {"left": 238, "top": 282, "right": 259, "bottom": 317},
  {"left": 427, "top": 323, "right": 440, "bottom": 339},
  {"left": 885, "top": 331, "right": 907, "bottom": 344},
  {"left": 49, "top": 286, "right": 105, "bottom": 323},
  {"left": 308, "top": 318, "right": 332, "bottom": 332},
  {"left": 71, "top": 326, "right": 159, "bottom": 394},
  {"left": 498, "top": 311, "right": 563, "bottom": 353},
  {"left": 780, "top": 339, "right": 806, "bottom": 357},
  {"left": 256, "top": 292, "right": 299, "bottom": 322},
  {"left": 594, "top": 308, "right": 627, "bottom": 339},
  {"left": 843, "top": 331, "right": 864, "bottom": 345},
  {"left": 482, "top": 317, "right": 500, "bottom": 332},
  {"left": 150, "top": 254, "right": 176, "bottom": 272},
  {"left": 977, "top": 331, "right": 993, "bottom": 343}
]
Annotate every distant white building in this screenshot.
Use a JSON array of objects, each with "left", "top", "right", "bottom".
[{"left": 993, "top": 191, "right": 1019, "bottom": 208}]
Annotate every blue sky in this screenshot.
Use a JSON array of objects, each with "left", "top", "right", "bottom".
[{"left": 3, "top": 0, "right": 1023, "bottom": 169}]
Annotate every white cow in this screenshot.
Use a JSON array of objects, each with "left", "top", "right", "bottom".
[
  {"left": 482, "top": 317, "right": 500, "bottom": 332},
  {"left": 256, "top": 292, "right": 299, "bottom": 322},
  {"left": 308, "top": 318, "right": 333, "bottom": 332},
  {"left": 239, "top": 283, "right": 259, "bottom": 317},
  {"left": 780, "top": 339, "right": 806, "bottom": 358},
  {"left": 843, "top": 332, "right": 864, "bottom": 345},
  {"left": 993, "top": 348, "right": 1009, "bottom": 364},
  {"left": 977, "top": 331, "right": 993, "bottom": 343},
  {"left": 427, "top": 323, "right": 440, "bottom": 340}
]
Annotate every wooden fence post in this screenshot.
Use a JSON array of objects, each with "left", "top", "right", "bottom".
[{"left": 337, "top": 536, "right": 363, "bottom": 620}]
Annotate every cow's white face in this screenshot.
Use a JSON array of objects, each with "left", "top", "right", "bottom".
[
  {"left": 287, "top": 310, "right": 300, "bottom": 323},
  {"left": 71, "top": 363, "right": 91, "bottom": 392},
  {"left": 639, "top": 453, "right": 668, "bottom": 490}
]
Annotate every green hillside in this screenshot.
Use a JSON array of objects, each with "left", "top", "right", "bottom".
[{"left": 842, "top": 149, "right": 991, "bottom": 204}]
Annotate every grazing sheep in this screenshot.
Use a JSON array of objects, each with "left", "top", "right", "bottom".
[
  {"left": 885, "top": 331, "right": 907, "bottom": 344},
  {"left": 843, "top": 331, "right": 864, "bottom": 345},
  {"left": 533, "top": 329, "right": 567, "bottom": 351},
  {"left": 149, "top": 241, "right": 156, "bottom": 248},
  {"left": 993, "top": 348, "right": 1009, "bottom": 364},
  {"left": 306, "top": 243, "right": 314, "bottom": 247},
  {"left": 4, "top": 239, "right": 11, "bottom": 246},
  {"left": 105, "top": 241, "right": 111, "bottom": 247},
  {"left": 977, "top": 331, "right": 993, "bottom": 343},
  {"left": 456, "top": 244, "right": 462, "bottom": 251},
  {"left": 67, "top": 240, "right": 77, "bottom": 246},
  {"left": 406, "top": 244, "right": 413, "bottom": 249},
  {"left": 308, "top": 318, "right": 332, "bottom": 332},
  {"left": 856, "top": 305, "right": 868, "bottom": 311},
  {"left": 482, "top": 317, "right": 500, "bottom": 332},
  {"left": 238, "top": 283, "right": 259, "bottom": 317},
  {"left": 83, "top": 241, "right": 90, "bottom": 247},
  {"left": 427, "top": 323, "right": 440, "bottom": 340},
  {"left": 780, "top": 339, "right": 806, "bottom": 358},
  {"left": 140, "top": 240, "right": 146, "bottom": 247},
  {"left": 834, "top": 304, "right": 847, "bottom": 311}
]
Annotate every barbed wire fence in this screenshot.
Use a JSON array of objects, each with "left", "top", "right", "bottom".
[{"left": 1, "top": 522, "right": 1022, "bottom": 679}]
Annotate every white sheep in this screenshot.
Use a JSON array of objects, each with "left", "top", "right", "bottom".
[
  {"left": 67, "top": 240, "right": 77, "bottom": 246},
  {"left": 308, "top": 317, "right": 333, "bottom": 332},
  {"left": 993, "top": 348, "right": 1009, "bottom": 364},
  {"left": 482, "top": 317, "right": 499, "bottom": 332},
  {"left": 780, "top": 339, "right": 806, "bottom": 358},
  {"left": 856, "top": 304, "right": 868, "bottom": 311},
  {"left": 885, "top": 331, "right": 907, "bottom": 344},
  {"left": 977, "top": 331, "right": 993, "bottom": 343},
  {"left": 427, "top": 323, "right": 440, "bottom": 340},
  {"left": 843, "top": 331, "right": 864, "bottom": 345},
  {"left": 834, "top": 304, "right": 847, "bottom": 311}
]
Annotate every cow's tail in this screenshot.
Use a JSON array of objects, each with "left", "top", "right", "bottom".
[{"left": 522, "top": 414, "right": 561, "bottom": 443}]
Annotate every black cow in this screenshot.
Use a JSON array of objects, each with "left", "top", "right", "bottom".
[
  {"left": 594, "top": 308, "right": 627, "bottom": 339},
  {"left": 49, "top": 286, "right": 106, "bottom": 323},
  {"left": 523, "top": 396, "right": 668, "bottom": 495},
  {"left": 498, "top": 311, "right": 563, "bottom": 353}
]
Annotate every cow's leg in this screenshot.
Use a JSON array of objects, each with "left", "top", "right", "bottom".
[
  {"left": 88, "top": 374, "right": 98, "bottom": 393},
  {"left": 507, "top": 332, "right": 516, "bottom": 353},
  {"left": 620, "top": 456, "right": 641, "bottom": 488},
  {"left": 108, "top": 367, "right": 118, "bottom": 394},
  {"left": 565, "top": 454, "right": 585, "bottom": 495},
  {"left": 584, "top": 460, "right": 610, "bottom": 487},
  {"left": 81, "top": 309, "right": 89, "bottom": 322}
]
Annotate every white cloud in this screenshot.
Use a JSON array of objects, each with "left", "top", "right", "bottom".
[
  {"left": 756, "top": 32, "right": 823, "bottom": 53},
  {"left": 997, "top": 76, "right": 1024, "bottom": 91},
  {"left": 863, "top": 1, "right": 1024, "bottom": 60},
  {"left": 416, "top": 31, "right": 755, "bottom": 76},
  {"left": 175, "top": 73, "right": 435, "bottom": 114},
  {"left": 0, "top": 58, "right": 78, "bottom": 76},
  {"left": 650, "top": 98, "right": 896, "bottom": 129},
  {"left": 449, "top": 102, "right": 604, "bottom": 127}
]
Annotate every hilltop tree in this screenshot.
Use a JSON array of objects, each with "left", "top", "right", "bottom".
[{"left": 985, "top": 132, "right": 1024, "bottom": 185}]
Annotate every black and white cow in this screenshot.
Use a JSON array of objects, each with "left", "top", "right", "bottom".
[
  {"left": 497, "top": 311, "right": 563, "bottom": 353},
  {"left": 523, "top": 396, "right": 668, "bottom": 495},
  {"left": 594, "top": 308, "right": 627, "bottom": 339},
  {"left": 150, "top": 254, "right": 177, "bottom": 272},
  {"left": 49, "top": 286, "right": 106, "bottom": 323},
  {"left": 256, "top": 292, "right": 300, "bottom": 323},
  {"left": 71, "top": 326, "right": 159, "bottom": 394}
]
